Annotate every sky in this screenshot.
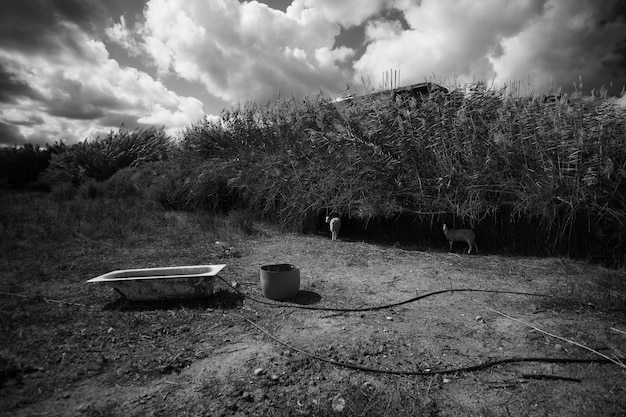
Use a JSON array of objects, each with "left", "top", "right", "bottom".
[{"left": 0, "top": 0, "right": 625, "bottom": 147}]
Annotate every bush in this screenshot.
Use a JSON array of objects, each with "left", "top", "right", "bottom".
[
  {"left": 101, "top": 167, "right": 142, "bottom": 198},
  {"left": 0, "top": 144, "right": 52, "bottom": 188},
  {"left": 50, "top": 182, "right": 76, "bottom": 202},
  {"left": 42, "top": 126, "right": 172, "bottom": 187},
  {"left": 78, "top": 179, "right": 107, "bottom": 200}
]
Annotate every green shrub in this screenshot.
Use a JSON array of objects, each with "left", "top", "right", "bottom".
[{"left": 42, "top": 126, "right": 172, "bottom": 187}]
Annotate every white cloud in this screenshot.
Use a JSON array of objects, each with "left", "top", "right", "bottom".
[
  {"left": 354, "top": 0, "right": 626, "bottom": 95},
  {"left": 354, "top": 0, "right": 548, "bottom": 88},
  {"left": 105, "top": 15, "right": 142, "bottom": 56},
  {"left": 138, "top": 96, "right": 205, "bottom": 129},
  {"left": 365, "top": 19, "right": 403, "bottom": 41},
  {"left": 491, "top": 0, "right": 626, "bottom": 93},
  {"left": 137, "top": 0, "right": 355, "bottom": 103},
  {"left": 0, "top": 21, "right": 206, "bottom": 145},
  {"left": 287, "top": 0, "right": 391, "bottom": 27},
  {"left": 315, "top": 46, "right": 355, "bottom": 68}
]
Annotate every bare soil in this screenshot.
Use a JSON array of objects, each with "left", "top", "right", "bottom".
[{"left": 1, "top": 212, "right": 625, "bottom": 416}]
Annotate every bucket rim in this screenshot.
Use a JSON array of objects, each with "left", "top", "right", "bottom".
[{"left": 260, "top": 263, "right": 298, "bottom": 272}]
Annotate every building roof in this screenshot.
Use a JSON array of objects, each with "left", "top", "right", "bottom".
[{"left": 336, "top": 82, "right": 449, "bottom": 104}]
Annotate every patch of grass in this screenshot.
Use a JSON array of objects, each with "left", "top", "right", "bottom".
[
  {"left": 77, "top": 179, "right": 107, "bottom": 200},
  {"left": 0, "top": 192, "right": 167, "bottom": 245},
  {"left": 50, "top": 181, "right": 76, "bottom": 201},
  {"left": 0, "top": 191, "right": 258, "bottom": 289},
  {"left": 195, "top": 209, "right": 270, "bottom": 243}
]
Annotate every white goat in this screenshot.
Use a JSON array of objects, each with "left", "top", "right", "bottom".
[
  {"left": 443, "top": 224, "right": 478, "bottom": 254},
  {"left": 325, "top": 216, "right": 342, "bottom": 241}
]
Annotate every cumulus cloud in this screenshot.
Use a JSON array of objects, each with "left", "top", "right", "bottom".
[
  {"left": 365, "top": 19, "right": 404, "bottom": 42},
  {"left": 492, "top": 0, "right": 626, "bottom": 94},
  {"left": 105, "top": 15, "right": 143, "bottom": 56},
  {"left": 354, "top": 0, "right": 626, "bottom": 95},
  {"left": 355, "top": 0, "right": 549, "bottom": 87},
  {"left": 287, "top": 0, "right": 391, "bottom": 27},
  {"left": 132, "top": 0, "right": 356, "bottom": 103},
  {"left": 0, "top": 2, "right": 206, "bottom": 146},
  {"left": 138, "top": 96, "right": 205, "bottom": 129}
]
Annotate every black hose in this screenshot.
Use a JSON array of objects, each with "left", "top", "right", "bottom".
[
  {"left": 220, "top": 277, "right": 624, "bottom": 375},
  {"left": 237, "top": 313, "right": 623, "bottom": 376},
  {"left": 216, "top": 274, "right": 551, "bottom": 312}
]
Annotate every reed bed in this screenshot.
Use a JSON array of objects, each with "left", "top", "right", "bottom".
[{"left": 181, "top": 82, "right": 625, "bottom": 264}]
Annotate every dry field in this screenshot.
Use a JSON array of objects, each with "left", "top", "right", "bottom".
[{"left": 1, "top": 194, "right": 625, "bottom": 416}]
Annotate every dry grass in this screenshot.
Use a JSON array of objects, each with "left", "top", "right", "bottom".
[{"left": 1, "top": 192, "right": 625, "bottom": 416}]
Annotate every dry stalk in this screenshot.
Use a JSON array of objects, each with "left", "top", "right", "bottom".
[{"left": 486, "top": 307, "right": 625, "bottom": 369}]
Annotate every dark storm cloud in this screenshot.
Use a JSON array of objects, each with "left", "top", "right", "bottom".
[
  {"left": 0, "top": 1, "right": 114, "bottom": 123},
  {"left": 0, "top": 122, "right": 29, "bottom": 146},
  {"left": 0, "top": 0, "right": 105, "bottom": 53},
  {"left": 0, "top": 62, "right": 42, "bottom": 103},
  {"left": 535, "top": 0, "right": 626, "bottom": 95},
  {"left": 44, "top": 76, "right": 106, "bottom": 120},
  {"left": 8, "top": 115, "right": 45, "bottom": 127},
  {"left": 41, "top": 72, "right": 143, "bottom": 121},
  {"left": 600, "top": 1, "right": 626, "bottom": 80},
  {"left": 47, "top": 103, "right": 105, "bottom": 120},
  {"left": 604, "top": 38, "right": 626, "bottom": 78},
  {"left": 598, "top": 0, "right": 626, "bottom": 25}
]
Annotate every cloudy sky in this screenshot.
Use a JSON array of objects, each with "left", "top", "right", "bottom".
[{"left": 1, "top": 0, "right": 625, "bottom": 146}]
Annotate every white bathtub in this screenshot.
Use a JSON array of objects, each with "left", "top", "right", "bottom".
[{"left": 87, "top": 264, "right": 226, "bottom": 301}]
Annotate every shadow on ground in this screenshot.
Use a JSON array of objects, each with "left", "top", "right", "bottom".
[
  {"left": 102, "top": 289, "right": 244, "bottom": 311},
  {"left": 285, "top": 290, "right": 321, "bottom": 305}
]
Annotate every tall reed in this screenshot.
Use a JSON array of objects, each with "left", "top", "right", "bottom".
[{"left": 180, "top": 83, "right": 625, "bottom": 264}]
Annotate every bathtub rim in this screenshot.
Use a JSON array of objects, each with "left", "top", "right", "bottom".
[{"left": 86, "top": 264, "right": 227, "bottom": 283}]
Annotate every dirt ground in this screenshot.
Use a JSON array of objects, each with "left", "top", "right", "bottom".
[{"left": 1, "top": 220, "right": 625, "bottom": 416}]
